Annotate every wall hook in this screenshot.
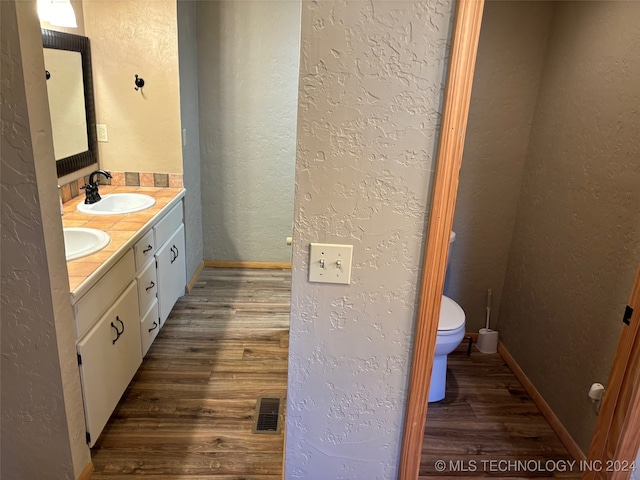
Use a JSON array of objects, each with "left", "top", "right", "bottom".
[{"left": 134, "top": 74, "right": 145, "bottom": 91}]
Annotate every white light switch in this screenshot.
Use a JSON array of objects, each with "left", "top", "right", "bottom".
[
  {"left": 309, "top": 243, "right": 353, "bottom": 284},
  {"left": 96, "top": 124, "right": 108, "bottom": 142}
]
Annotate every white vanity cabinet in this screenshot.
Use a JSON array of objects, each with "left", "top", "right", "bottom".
[{"left": 71, "top": 193, "right": 186, "bottom": 447}]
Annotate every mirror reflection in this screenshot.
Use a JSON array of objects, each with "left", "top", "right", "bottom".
[{"left": 43, "top": 48, "right": 88, "bottom": 160}]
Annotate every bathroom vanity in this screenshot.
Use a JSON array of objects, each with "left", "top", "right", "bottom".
[{"left": 64, "top": 186, "right": 186, "bottom": 446}]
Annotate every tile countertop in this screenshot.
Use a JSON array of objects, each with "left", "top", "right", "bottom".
[{"left": 63, "top": 186, "right": 185, "bottom": 303}]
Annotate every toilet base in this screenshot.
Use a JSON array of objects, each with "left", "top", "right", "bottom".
[{"left": 428, "top": 354, "right": 447, "bottom": 402}]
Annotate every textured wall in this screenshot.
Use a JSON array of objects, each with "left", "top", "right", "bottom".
[
  {"left": 197, "top": 0, "right": 300, "bottom": 262},
  {"left": 447, "top": 2, "right": 553, "bottom": 331},
  {"left": 499, "top": 1, "right": 640, "bottom": 453},
  {"left": 1, "top": 1, "right": 90, "bottom": 477},
  {"left": 285, "top": 1, "right": 453, "bottom": 478},
  {"left": 83, "top": 0, "right": 183, "bottom": 175},
  {"left": 177, "top": 0, "right": 204, "bottom": 282}
]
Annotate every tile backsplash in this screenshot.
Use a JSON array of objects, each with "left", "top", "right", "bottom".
[{"left": 59, "top": 171, "right": 183, "bottom": 203}]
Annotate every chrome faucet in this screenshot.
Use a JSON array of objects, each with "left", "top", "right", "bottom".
[{"left": 82, "top": 170, "right": 112, "bottom": 204}]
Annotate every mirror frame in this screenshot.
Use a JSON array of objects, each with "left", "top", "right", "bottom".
[{"left": 42, "top": 28, "right": 98, "bottom": 178}]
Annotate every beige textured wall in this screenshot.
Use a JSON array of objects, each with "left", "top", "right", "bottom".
[
  {"left": 286, "top": 1, "right": 453, "bottom": 477},
  {"left": 499, "top": 1, "right": 640, "bottom": 452},
  {"left": 197, "top": 1, "right": 300, "bottom": 262},
  {"left": 1, "top": 1, "right": 90, "bottom": 477},
  {"left": 83, "top": 0, "right": 182, "bottom": 174},
  {"left": 448, "top": 1, "right": 553, "bottom": 331}
]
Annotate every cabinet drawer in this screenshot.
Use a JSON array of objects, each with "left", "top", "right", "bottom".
[
  {"left": 154, "top": 202, "right": 183, "bottom": 248},
  {"left": 140, "top": 299, "right": 159, "bottom": 358},
  {"left": 74, "top": 249, "right": 136, "bottom": 339},
  {"left": 136, "top": 260, "right": 157, "bottom": 315},
  {"left": 134, "top": 229, "right": 155, "bottom": 271},
  {"left": 77, "top": 281, "right": 142, "bottom": 447}
]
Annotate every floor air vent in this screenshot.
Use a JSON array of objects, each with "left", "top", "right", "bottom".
[{"left": 252, "top": 396, "right": 283, "bottom": 434}]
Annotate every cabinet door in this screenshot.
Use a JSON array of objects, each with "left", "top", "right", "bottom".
[
  {"left": 77, "top": 281, "right": 142, "bottom": 447},
  {"left": 156, "top": 223, "right": 186, "bottom": 326}
]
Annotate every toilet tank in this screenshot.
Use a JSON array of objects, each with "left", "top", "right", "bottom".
[{"left": 448, "top": 231, "right": 456, "bottom": 269}]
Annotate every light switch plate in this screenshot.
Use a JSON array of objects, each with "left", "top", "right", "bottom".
[{"left": 309, "top": 243, "right": 353, "bottom": 284}]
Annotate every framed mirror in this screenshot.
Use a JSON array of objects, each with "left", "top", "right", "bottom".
[{"left": 42, "top": 28, "right": 98, "bottom": 177}]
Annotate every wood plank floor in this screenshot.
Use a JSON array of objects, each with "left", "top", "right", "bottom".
[
  {"left": 420, "top": 344, "right": 581, "bottom": 479},
  {"left": 91, "top": 267, "right": 581, "bottom": 479},
  {"left": 91, "top": 268, "right": 291, "bottom": 479}
]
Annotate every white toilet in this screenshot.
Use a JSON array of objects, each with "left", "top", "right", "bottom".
[{"left": 428, "top": 232, "right": 466, "bottom": 403}]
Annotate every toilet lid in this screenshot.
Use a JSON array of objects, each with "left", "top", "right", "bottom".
[{"left": 439, "top": 295, "right": 465, "bottom": 331}]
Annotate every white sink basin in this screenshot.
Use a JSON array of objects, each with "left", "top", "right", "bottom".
[
  {"left": 77, "top": 193, "right": 156, "bottom": 215},
  {"left": 64, "top": 228, "right": 111, "bottom": 261}
]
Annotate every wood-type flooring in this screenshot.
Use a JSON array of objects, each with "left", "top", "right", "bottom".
[
  {"left": 91, "top": 267, "right": 291, "bottom": 479},
  {"left": 90, "top": 266, "right": 582, "bottom": 479},
  {"left": 420, "top": 344, "right": 582, "bottom": 479}
]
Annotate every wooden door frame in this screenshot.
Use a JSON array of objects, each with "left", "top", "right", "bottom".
[
  {"left": 397, "top": 0, "right": 640, "bottom": 479},
  {"left": 398, "top": 0, "right": 485, "bottom": 478}
]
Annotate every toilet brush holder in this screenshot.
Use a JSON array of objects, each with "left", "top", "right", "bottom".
[{"left": 477, "top": 328, "right": 499, "bottom": 353}]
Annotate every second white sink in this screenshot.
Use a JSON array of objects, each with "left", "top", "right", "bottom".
[
  {"left": 77, "top": 193, "right": 156, "bottom": 215},
  {"left": 64, "top": 228, "right": 111, "bottom": 261}
]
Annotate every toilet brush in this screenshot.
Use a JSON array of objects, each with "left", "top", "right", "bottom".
[
  {"left": 477, "top": 288, "right": 499, "bottom": 353},
  {"left": 485, "top": 288, "right": 492, "bottom": 330}
]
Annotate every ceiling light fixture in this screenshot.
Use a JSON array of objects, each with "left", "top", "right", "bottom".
[{"left": 38, "top": 0, "right": 77, "bottom": 28}]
